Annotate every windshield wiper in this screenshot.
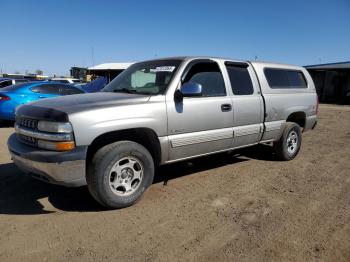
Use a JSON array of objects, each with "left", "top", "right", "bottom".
[
  {"left": 112, "top": 88, "right": 153, "bottom": 95},
  {"left": 112, "top": 88, "right": 138, "bottom": 94}
]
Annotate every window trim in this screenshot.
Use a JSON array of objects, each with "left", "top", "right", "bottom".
[
  {"left": 224, "top": 61, "right": 249, "bottom": 68},
  {"left": 263, "top": 67, "right": 308, "bottom": 89},
  {"left": 180, "top": 59, "right": 227, "bottom": 97}
]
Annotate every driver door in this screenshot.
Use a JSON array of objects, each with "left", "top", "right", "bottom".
[{"left": 166, "top": 60, "right": 234, "bottom": 161}]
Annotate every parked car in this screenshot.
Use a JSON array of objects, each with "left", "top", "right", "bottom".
[
  {"left": 0, "top": 82, "right": 85, "bottom": 120},
  {"left": 0, "top": 78, "right": 29, "bottom": 88},
  {"left": 49, "top": 78, "right": 82, "bottom": 84},
  {"left": 8, "top": 56, "right": 318, "bottom": 209}
]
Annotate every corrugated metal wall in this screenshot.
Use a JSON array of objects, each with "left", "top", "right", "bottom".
[{"left": 308, "top": 70, "right": 350, "bottom": 104}]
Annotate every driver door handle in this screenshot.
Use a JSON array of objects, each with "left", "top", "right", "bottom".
[{"left": 221, "top": 104, "right": 232, "bottom": 112}]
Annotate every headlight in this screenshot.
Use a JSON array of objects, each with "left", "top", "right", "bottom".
[
  {"left": 38, "top": 140, "right": 75, "bottom": 151},
  {"left": 37, "top": 121, "right": 75, "bottom": 151},
  {"left": 38, "top": 121, "right": 73, "bottom": 133}
]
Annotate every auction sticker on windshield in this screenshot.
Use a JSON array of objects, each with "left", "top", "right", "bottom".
[{"left": 150, "top": 66, "right": 176, "bottom": 72}]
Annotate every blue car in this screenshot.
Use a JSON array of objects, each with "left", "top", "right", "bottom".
[{"left": 0, "top": 82, "right": 85, "bottom": 121}]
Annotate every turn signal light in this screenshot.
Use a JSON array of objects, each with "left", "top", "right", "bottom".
[
  {"left": 55, "top": 141, "right": 76, "bottom": 151},
  {"left": 38, "top": 140, "right": 75, "bottom": 151}
]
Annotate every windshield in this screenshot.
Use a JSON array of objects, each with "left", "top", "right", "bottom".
[{"left": 102, "top": 59, "right": 182, "bottom": 95}]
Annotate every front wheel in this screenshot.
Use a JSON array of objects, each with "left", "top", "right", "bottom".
[
  {"left": 273, "top": 122, "right": 302, "bottom": 161},
  {"left": 86, "top": 141, "right": 155, "bottom": 209}
]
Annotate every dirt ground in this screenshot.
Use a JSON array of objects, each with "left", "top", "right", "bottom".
[{"left": 0, "top": 104, "right": 349, "bottom": 262}]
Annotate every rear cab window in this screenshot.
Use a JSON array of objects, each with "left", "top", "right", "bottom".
[
  {"left": 225, "top": 62, "right": 254, "bottom": 95},
  {"left": 264, "top": 68, "right": 307, "bottom": 89}
]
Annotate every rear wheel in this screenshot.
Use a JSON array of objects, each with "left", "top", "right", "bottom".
[
  {"left": 86, "top": 141, "right": 154, "bottom": 209},
  {"left": 273, "top": 122, "right": 302, "bottom": 161}
]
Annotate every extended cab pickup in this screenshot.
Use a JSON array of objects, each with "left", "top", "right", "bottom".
[{"left": 8, "top": 57, "right": 318, "bottom": 209}]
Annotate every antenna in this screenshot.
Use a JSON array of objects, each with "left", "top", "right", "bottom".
[{"left": 91, "top": 46, "right": 95, "bottom": 66}]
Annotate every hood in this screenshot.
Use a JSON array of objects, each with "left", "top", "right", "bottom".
[
  {"left": 30, "top": 92, "right": 150, "bottom": 113},
  {"left": 16, "top": 92, "right": 150, "bottom": 122}
]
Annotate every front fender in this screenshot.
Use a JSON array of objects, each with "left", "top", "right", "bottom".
[{"left": 69, "top": 101, "right": 167, "bottom": 146}]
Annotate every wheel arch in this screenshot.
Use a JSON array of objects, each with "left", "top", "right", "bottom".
[
  {"left": 86, "top": 128, "right": 162, "bottom": 167},
  {"left": 286, "top": 111, "right": 306, "bottom": 129}
]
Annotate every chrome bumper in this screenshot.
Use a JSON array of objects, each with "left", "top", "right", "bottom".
[
  {"left": 10, "top": 152, "right": 86, "bottom": 187},
  {"left": 8, "top": 133, "right": 87, "bottom": 187}
]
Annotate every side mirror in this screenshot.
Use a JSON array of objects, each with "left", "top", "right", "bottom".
[
  {"left": 180, "top": 82, "right": 202, "bottom": 97},
  {"left": 174, "top": 82, "right": 202, "bottom": 102}
]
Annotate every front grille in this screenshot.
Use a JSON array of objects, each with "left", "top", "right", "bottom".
[
  {"left": 16, "top": 117, "right": 38, "bottom": 130},
  {"left": 17, "top": 134, "right": 37, "bottom": 147}
]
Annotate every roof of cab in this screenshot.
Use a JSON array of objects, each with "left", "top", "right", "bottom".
[
  {"left": 137, "top": 56, "right": 303, "bottom": 69},
  {"left": 249, "top": 60, "right": 302, "bottom": 69}
]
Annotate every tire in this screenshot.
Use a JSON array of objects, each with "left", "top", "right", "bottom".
[
  {"left": 273, "top": 122, "right": 302, "bottom": 161},
  {"left": 86, "top": 141, "right": 155, "bottom": 209}
]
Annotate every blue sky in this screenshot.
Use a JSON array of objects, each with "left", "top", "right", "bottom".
[{"left": 1, "top": 0, "right": 349, "bottom": 76}]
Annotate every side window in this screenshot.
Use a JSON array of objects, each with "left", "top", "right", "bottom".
[
  {"left": 0, "top": 80, "right": 12, "bottom": 88},
  {"left": 31, "top": 85, "right": 46, "bottom": 93},
  {"left": 225, "top": 64, "right": 254, "bottom": 95},
  {"left": 264, "top": 68, "right": 307, "bottom": 89},
  {"left": 58, "top": 85, "right": 84, "bottom": 95},
  {"left": 287, "top": 71, "right": 307, "bottom": 87},
  {"left": 183, "top": 62, "right": 226, "bottom": 97},
  {"left": 15, "top": 79, "right": 28, "bottom": 84},
  {"left": 31, "top": 84, "right": 61, "bottom": 95}
]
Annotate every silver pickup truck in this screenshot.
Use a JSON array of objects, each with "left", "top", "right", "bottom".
[{"left": 8, "top": 56, "right": 318, "bottom": 209}]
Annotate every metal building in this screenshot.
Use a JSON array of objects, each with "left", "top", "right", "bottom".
[
  {"left": 305, "top": 62, "right": 350, "bottom": 104},
  {"left": 70, "top": 67, "right": 88, "bottom": 80},
  {"left": 88, "top": 63, "right": 133, "bottom": 82}
]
